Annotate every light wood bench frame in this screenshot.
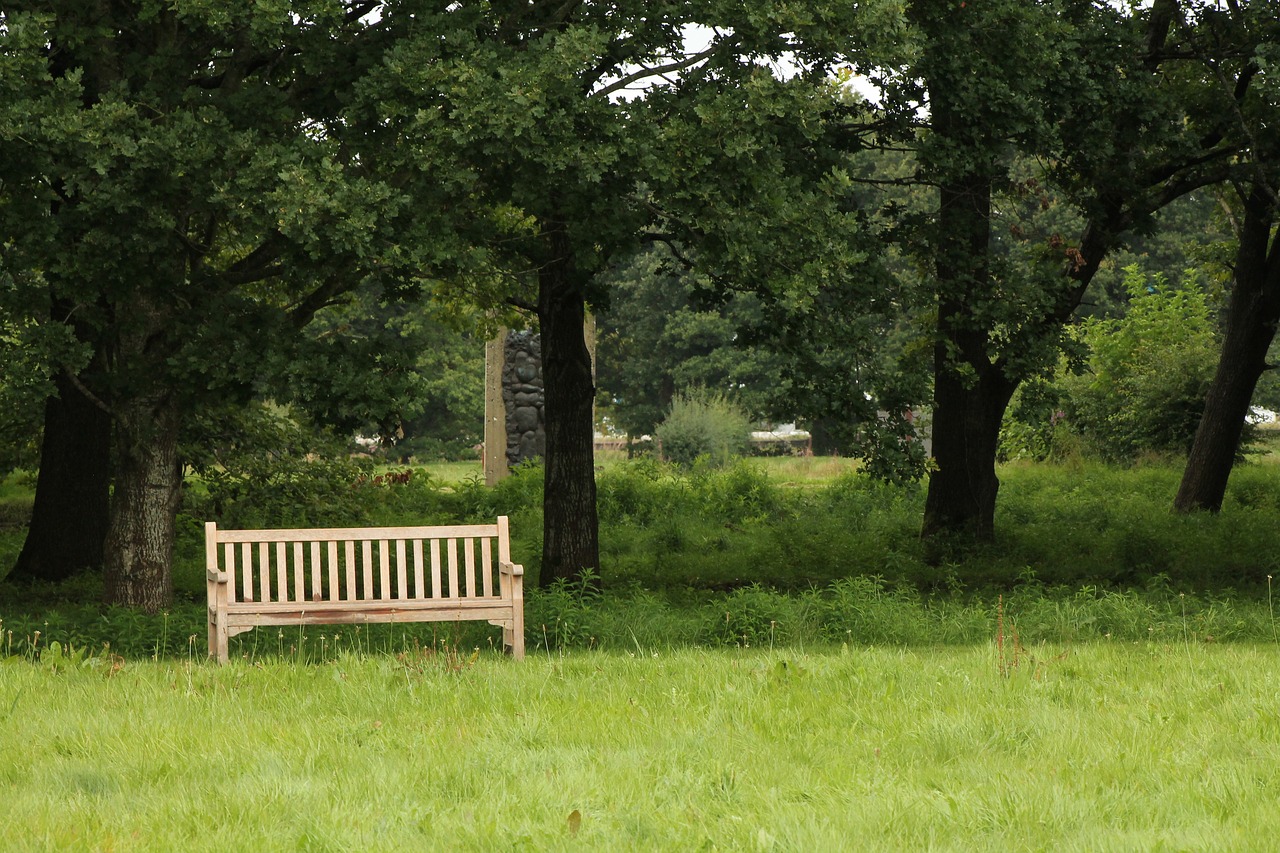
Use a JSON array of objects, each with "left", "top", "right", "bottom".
[{"left": 206, "top": 517, "right": 524, "bottom": 663}]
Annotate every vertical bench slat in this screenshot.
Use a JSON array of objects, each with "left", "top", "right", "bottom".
[
  {"left": 309, "top": 541, "right": 322, "bottom": 601},
  {"left": 464, "top": 538, "right": 476, "bottom": 598},
  {"left": 293, "top": 540, "right": 304, "bottom": 601},
  {"left": 396, "top": 540, "right": 408, "bottom": 600},
  {"left": 361, "top": 541, "right": 374, "bottom": 600},
  {"left": 327, "top": 541, "right": 340, "bottom": 602},
  {"left": 378, "top": 540, "right": 391, "bottom": 600},
  {"left": 275, "top": 543, "right": 288, "bottom": 603},
  {"left": 447, "top": 539, "right": 459, "bottom": 598},
  {"left": 481, "top": 537, "right": 494, "bottom": 597},
  {"left": 412, "top": 540, "right": 425, "bottom": 600},
  {"left": 225, "top": 542, "right": 237, "bottom": 604},
  {"left": 292, "top": 542, "right": 305, "bottom": 603},
  {"left": 344, "top": 541, "right": 357, "bottom": 602},
  {"left": 241, "top": 542, "right": 254, "bottom": 602},
  {"left": 430, "top": 539, "right": 442, "bottom": 599},
  {"left": 259, "top": 542, "right": 271, "bottom": 603}
]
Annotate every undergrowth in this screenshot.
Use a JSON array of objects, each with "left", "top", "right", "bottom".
[
  {"left": 3, "top": 575, "right": 1276, "bottom": 663},
  {"left": 5, "top": 456, "right": 1280, "bottom": 660}
]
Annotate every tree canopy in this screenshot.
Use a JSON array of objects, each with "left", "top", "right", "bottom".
[
  {"left": 0, "top": 2, "right": 451, "bottom": 605},
  {"left": 2, "top": 0, "right": 1278, "bottom": 603}
]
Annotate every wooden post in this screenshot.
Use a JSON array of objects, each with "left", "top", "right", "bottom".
[
  {"left": 585, "top": 311, "right": 597, "bottom": 445},
  {"left": 484, "top": 331, "right": 508, "bottom": 486}
]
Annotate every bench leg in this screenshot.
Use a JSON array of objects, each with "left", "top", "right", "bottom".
[
  {"left": 208, "top": 610, "right": 229, "bottom": 664},
  {"left": 207, "top": 608, "right": 217, "bottom": 661},
  {"left": 507, "top": 615, "right": 524, "bottom": 661}
]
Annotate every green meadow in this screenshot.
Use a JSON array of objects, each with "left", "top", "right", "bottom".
[
  {"left": 3, "top": 644, "right": 1280, "bottom": 851},
  {"left": 5, "top": 454, "right": 1280, "bottom": 850}
]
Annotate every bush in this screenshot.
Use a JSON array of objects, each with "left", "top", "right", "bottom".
[
  {"left": 1060, "top": 266, "right": 1218, "bottom": 462},
  {"left": 1001, "top": 266, "right": 1221, "bottom": 464},
  {"left": 655, "top": 388, "right": 751, "bottom": 467}
]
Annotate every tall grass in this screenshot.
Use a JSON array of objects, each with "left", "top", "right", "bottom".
[
  {"left": 3, "top": 645, "right": 1279, "bottom": 851},
  {"left": 5, "top": 455, "right": 1280, "bottom": 658},
  {"left": 592, "top": 457, "right": 1280, "bottom": 592},
  {"left": 3, "top": 572, "right": 1275, "bottom": 665}
]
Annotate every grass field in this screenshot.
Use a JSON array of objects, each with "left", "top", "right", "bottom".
[
  {"left": 3, "top": 643, "right": 1279, "bottom": 851},
  {"left": 5, "top": 449, "right": 1280, "bottom": 849},
  {"left": 396, "top": 450, "right": 863, "bottom": 486}
]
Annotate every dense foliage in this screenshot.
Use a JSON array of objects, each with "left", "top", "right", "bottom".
[
  {"left": 1064, "top": 268, "right": 1220, "bottom": 461},
  {"left": 5, "top": 453, "right": 1280, "bottom": 659},
  {"left": 1000, "top": 266, "right": 1223, "bottom": 463},
  {"left": 2, "top": 0, "right": 1278, "bottom": 608},
  {"left": 595, "top": 246, "right": 787, "bottom": 439}
]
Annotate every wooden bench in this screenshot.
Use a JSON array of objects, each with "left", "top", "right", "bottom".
[{"left": 205, "top": 517, "right": 525, "bottom": 663}]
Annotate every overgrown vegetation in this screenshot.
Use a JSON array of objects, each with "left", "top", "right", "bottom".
[
  {"left": 1001, "top": 266, "right": 1225, "bottom": 464},
  {"left": 5, "top": 452, "right": 1280, "bottom": 848},
  {"left": 5, "top": 451, "right": 1280, "bottom": 659}
]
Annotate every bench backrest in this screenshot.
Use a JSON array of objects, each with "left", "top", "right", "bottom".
[{"left": 205, "top": 519, "right": 515, "bottom": 606}]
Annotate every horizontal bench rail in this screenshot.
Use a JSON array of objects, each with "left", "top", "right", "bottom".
[
  {"left": 211, "top": 523, "right": 501, "bottom": 543},
  {"left": 206, "top": 517, "right": 524, "bottom": 663}
]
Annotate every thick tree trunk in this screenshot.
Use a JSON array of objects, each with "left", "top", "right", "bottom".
[
  {"left": 920, "top": 161, "right": 1015, "bottom": 542},
  {"left": 537, "top": 228, "right": 601, "bottom": 587},
  {"left": 102, "top": 391, "right": 183, "bottom": 611},
  {"left": 1175, "top": 185, "right": 1280, "bottom": 513},
  {"left": 102, "top": 286, "right": 184, "bottom": 611},
  {"left": 12, "top": 362, "right": 112, "bottom": 582},
  {"left": 922, "top": 351, "right": 1017, "bottom": 542}
]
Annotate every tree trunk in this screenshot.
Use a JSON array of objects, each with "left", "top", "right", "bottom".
[
  {"left": 537, "top": 226, "right": 601, "bottom": 587},
  {"left": 920, "top": 157, "right": 1015, "bottom": 542},
  {"left": 102, "top": 284, "right": 184, "bottom": 611},
  {"left": 1175, "top": 185, "right": 1280, "bottom": 513},
  {"left": 12, "top": 361, "right": 112, "bottom": 583},
  {"left": 922, "top": 350, "right": 1017, "bottom": 542},
  {"left": 102, "top": 390, "right": 183, "bottom": 611}
]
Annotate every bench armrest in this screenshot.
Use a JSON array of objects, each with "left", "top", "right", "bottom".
[
  {"left": 207, "top": 569, "right": 228, "bottom": 583},
  {"left": 499, "top": 560, "right": 524, "bottom": 577}
]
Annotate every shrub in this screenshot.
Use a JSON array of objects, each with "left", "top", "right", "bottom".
[
  {"left": 1059, "top": 266, "right": 1218, "bottom": 462},
  {"left": 688, "top": 459, "right": 781, "bottom": 524},
  {"left": 706, "top": 583, "right": 816, "bottom": 647},
  {"left": 655, "top": 388, "right": 751, "bottom": 467},
  {"left": 527, "top": 571, "right": 605, "bottom": 649},
  {"left": 596, "top": 457, "right": 670, "bottom": 524}
]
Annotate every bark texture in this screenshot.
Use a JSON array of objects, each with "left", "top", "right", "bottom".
[
  {"left": 537, "top": 225, "right": 601, "bottom": 587},
  {"left": 102, "top": 391, "right": 183, "bottom": 611},
  {"left": 1175, "top": 185, "right": 1280, "bottom": 513},
  {"left": 101, "top": 290, "right": 184, "bottom": 611},
  {"left": 920, "top": 171, "right": 1015, "bottom": 542}
]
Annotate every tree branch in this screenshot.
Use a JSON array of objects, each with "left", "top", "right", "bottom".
[
  {"left": 287, "top": 274, "right": 352, "bottom": 329},
  {"left": 504, "top": 295, "right": 538, "bottom": 313},
  {"left": 61, "top": 365, "right": 114, "bottom": 417},
  {"left": 591, "top": 43, "right": 729, "bottom": 100},
  {"left": 222, "top": 234, "right": 286, "bottom": 286},
  {"left": 1144, "top": 0, "right": 1179, "bottom": 70}
]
